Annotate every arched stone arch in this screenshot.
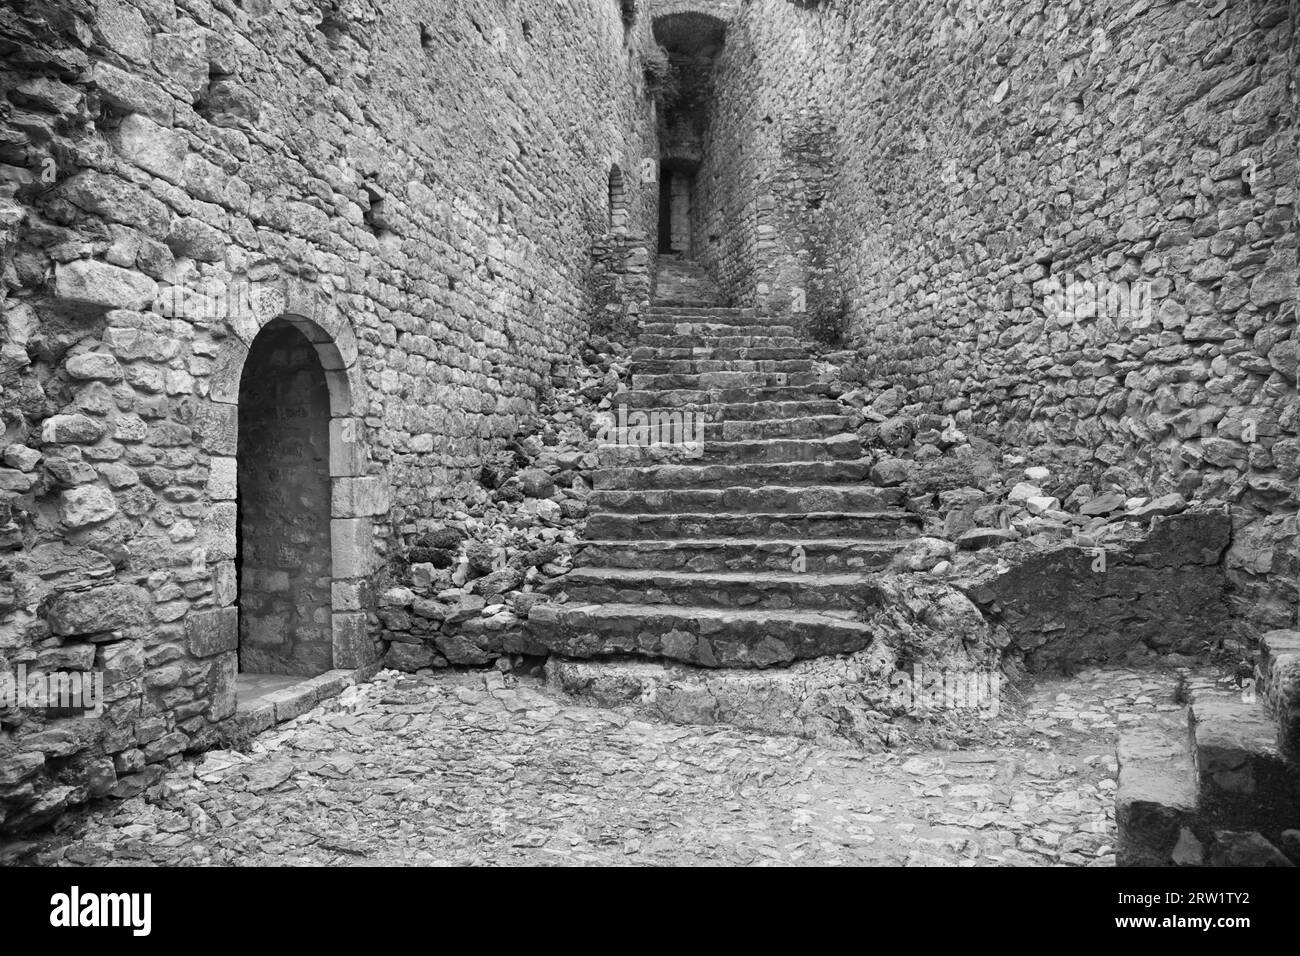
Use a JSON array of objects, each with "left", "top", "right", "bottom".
[{"left": 207, "top": 276, "right": 382, "bottom": 671}]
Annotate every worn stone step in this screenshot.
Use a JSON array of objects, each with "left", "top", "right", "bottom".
[
  {"left": 630, "top": 345, "right": 809, "bottom": 361},
  {"left": 602, "top": 416, "right": 847, "bottom": 445},
  {"left": 1189, "top": 691, "right": 1300, "bottom": 832},
  {"left": 592, "top": 459, "right": 871, "bottom": 490},
  {"left": 527, "top": 602, "right": 874, "bottom": 668},
  {"left": 646, "top": 306, "right": 758, "bottom": 321},
  {"left": 590, "top": 484, "right": 906, "bottom": 515},
  {"left": 702, "top": 416, "right": 852, "bottom": 441},
  {"left": 630, "top": 358, "right": 815, "bottom": 375},
  {"left": 608, "top": 400, "right": 843, "bottom": 423},
  {"left": 634, "top": 334, "right": 805, "bottom": 351},
  {"left": 597, "top": 435, "right": 862, "bottom": 465},
  {"left": 640, "top": 322, "right": 798, "bottom": 338},
  {"left": 584, "top": 510, "right": 921, "bottom": 540},
  {"left": 631, "top": 370, "right": 820, "bottom": 390},
  {"left": 562, "top": 568, "right": 882, "bottom": 611},
  {"left": 617, "top": 385, "right": 836, "bottom": 407},
  {"left": 577, "top": 537, "right": 906, "bottom": 572},
  {"left": 1115, "top": 717, "right": 1198, "bottom": 866},
  {"left": 1258, "top": 628, "right": 1300, "bottom": 760}
]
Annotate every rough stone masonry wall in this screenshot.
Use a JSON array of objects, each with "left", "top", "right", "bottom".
[
  {"left": 0, "top": 0, "right": 652, "bottom": 830},
  {"left": 696, "top": 0, "right": 1298, "bottom": 628}
]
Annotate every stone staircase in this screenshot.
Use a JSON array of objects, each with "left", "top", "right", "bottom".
[
  {"left": 1116, "top": 628, "right": 1300, "bottom": 866},
  {"left": 530, "top": 259, "right": 921, "bottom": 668}
]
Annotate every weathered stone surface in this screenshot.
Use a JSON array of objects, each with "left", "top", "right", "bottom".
[
  {"left": 54, "top": 260, "right": 157, "bottom": 311},
  {"left": 46, "top": 584, "right": 150, "bottom": 636},
  {"left": 959, "top": 515, "right": 1232, "bottom": 671},
  {"left": 956, "top": 527, "right": 1018, "bottom": 550},
  {"left": 59, "top": 486, "right": 118, "bottom": 527},
  {"left": 65, "top": 352, "right": 124, "bottom": 382},
  {"left": 186, "top": 608, "right": 238, "bottom": 658}
]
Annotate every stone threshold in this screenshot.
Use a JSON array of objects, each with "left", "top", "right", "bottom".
[{"left": 229, "top": 662, "right": 382, "bottom": 737}]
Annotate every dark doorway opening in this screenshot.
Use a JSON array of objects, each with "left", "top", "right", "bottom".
[
  {"left": 658, "top": 175, "right": 674, "bottom": 253},
  {"left": 236, "top": 319, "right": 333, "bottom": 678}
]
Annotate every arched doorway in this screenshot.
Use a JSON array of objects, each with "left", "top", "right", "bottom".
[
  {"left": 206, "top": 280, "right": 383, "bottom": 721},
  {"left": 608, "top": 164, "right": 628, "bottom": 232},
  {"left": 237, "top": 318, "right": 333, "bottom": 677}
]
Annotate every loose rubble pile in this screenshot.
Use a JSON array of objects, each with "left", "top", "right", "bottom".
[
  {"left": 376, "top": 338, "right": 630, "bottom": 671},
  {"left": 827, "top": 367, "right": 1249, "bottom": 673},
  {"left": 838, "top": 373, "right": 1211, "bottom": 562}
]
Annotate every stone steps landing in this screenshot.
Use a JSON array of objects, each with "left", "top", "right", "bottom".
[{"left": 1116, "top": 644, "right": 1300, "bottom": 867}]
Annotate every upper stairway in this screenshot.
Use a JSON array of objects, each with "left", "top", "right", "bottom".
[{"left": 529, "top": 258, "right": 921, "bottom": 668}]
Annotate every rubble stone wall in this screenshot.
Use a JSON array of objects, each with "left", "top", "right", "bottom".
[
  {"left": 696, "top": 0, "right": 1297, "bottom": 626},
  {"left": 0, "top": 0, "right": 652, "bottom": 830}
]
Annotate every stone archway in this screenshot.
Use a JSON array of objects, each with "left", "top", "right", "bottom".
[
  {"left": 207, "top": 279, "right": 383, "bottom": 679},
  {"left": 237, "top": 319, "right": 334, "bottom": 676}
]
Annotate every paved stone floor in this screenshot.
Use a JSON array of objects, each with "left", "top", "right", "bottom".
[{"left": 8, "top": 664, "right": 1226, "bottom": 866}]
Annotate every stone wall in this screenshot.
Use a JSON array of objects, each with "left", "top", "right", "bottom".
[
  {"left": 0, "top": 0, "right": 653, "bottom": 830},
  {"left": 694, "top": 0, "right": 1298, "bottom": 627}
]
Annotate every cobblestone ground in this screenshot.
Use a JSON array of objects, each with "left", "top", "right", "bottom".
[{"left": 7, "top": 664, "right": 1228, "bottom": 866}]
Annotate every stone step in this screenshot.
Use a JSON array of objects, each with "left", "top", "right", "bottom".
[
  {"left": 630, "top": 370, "right": 820, "bottom": 391},
  {"left": 617, "top": 385, "right": 836, "bottom": 408},
  {"left": 577, "top": 537, "right": 906, "bottom": 572},
  {"left": 630, "top": 358, "right": 815, "bottom": 375},
  {"left": 634, "top": 334, "right": 805, "bottom": 351},
  {"left": 599, "top": 415, "right": 849, "bottom": 449},
  {"left": 646, "top": 306, "right": 757, "bottom": 321},
  {"left": 527, "top": 602, "right": 874, "bottom": 668},
  {"left": 1258, "top": 628, "right": 1300, "bottom": 760},
  {"left": 562, "top": 568, "right": 882, "bottom": 611},
  {"left": 592, "top": 459, "right": 871, "bottom": 490},
  {"left": 702, "top": 416, "right": 851, "bottom": 441},
  {"left": 639, "top": 322, "right": 798, "bottom": 337},
  {"left": 608, "top": 400, "right": 843, "bottom": 423},
  {"left": 597, "top": 435, "right": 862, "bottom": 465},
  {"left": 630, "top": 345, "right": 809, "bottom": 361},
  {"left": 1189, "top": 691, "right": 1300, "bottom": 832},
  {"left": 649, "top": 297, "right": 724, "bottom": 309},
  {"left": 589, "top": 484, "right": 906, "bottom": 515},
  {"left": 1115, "top": 717, "right": 1198, "bottom": 866},
  {"left": 584, "top": 510, "right": 920, "bottom": 540}
]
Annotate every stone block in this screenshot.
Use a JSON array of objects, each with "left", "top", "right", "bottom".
[
  {"left": 331, "top": 518, "right": 374, "bottom": 578},
  {"left": 332, "top": 611, "right": 375, "bottom": 669},
  {"left": 186, "top": 607, "right": 238, "bottom": 658},
  {"left": 55, "top": 260, "right": 157, "bottom": 312},
  {"left": 46, "top": 584, "right": 151, "bottom": 636},
  {"left": 206, "top": 457, "right": 237, "bottom": 500},
  {"left": 112, "top": 114, "right": 186, "bottom": 184},
  {"left": 331, "top": 476, "right": 389, "bottom": 517}
]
